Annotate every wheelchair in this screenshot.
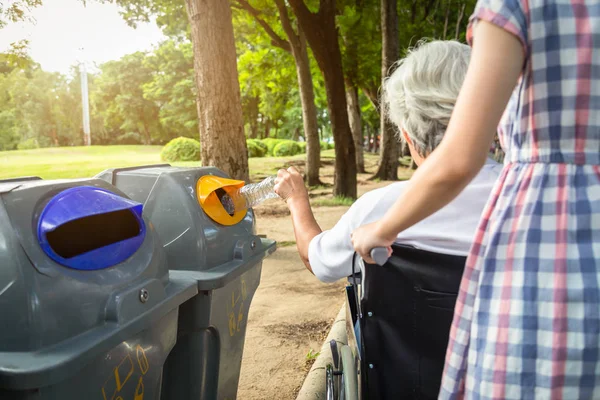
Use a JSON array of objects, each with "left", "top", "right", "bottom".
[{"left": 326, "top": 244, "right": 466, "bottom": 399}]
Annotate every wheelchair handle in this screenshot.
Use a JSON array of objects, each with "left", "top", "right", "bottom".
[{"left": 370, "top": 247, "right": 390, "bottom": 266}]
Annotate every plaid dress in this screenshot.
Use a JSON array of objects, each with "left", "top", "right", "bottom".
[{"left": 440, "top": 1, "right": 600, "bottom": 399}]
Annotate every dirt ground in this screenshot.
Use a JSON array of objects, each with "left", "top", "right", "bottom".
[{"left": 237, "top": 160, "right": 399, "bottom": 400}]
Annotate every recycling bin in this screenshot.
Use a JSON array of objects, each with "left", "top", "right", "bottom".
[
  {"left": 96, "top": 164, "right": 276, "bottom": 400},
  {"left": 0, "top": 177, "right": 198, "bottom": 399}
]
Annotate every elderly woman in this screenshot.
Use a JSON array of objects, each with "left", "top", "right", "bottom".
[{"left": 274, "top": 40, "right": 501, "bottom": 283}]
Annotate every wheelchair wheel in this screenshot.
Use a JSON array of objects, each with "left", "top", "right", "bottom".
[
  {"left": 326, "top": 363, "right": 336, "bottom": 400},
  {"left": 340, "top": 345, "right": 359, "bottom": 400},
  {"left": 326, "top": 341, "right": 359, "bottom": 400}
]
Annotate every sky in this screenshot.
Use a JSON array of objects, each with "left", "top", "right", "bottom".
[{"left": 0, "top": 0, "right": 166, "bottom": 74}]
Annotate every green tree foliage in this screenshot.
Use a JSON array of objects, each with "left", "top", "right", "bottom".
[
  {"left": 0, "top": 43, "right": 196, "bottom": 149},
  {"left": 0, "top": 0, "right": 42, "bottom": 28},
  {"left": 0, "top": 69, "right": 21, "bottom": 150},
  {"left": 0, "top": 0, "right": 475, "bottom": 163},
  {"left": 397, "top": 0, "right": 477, "bottom": 49},
  {"left": 337, "top": 0, "right": 381, "bottom": 102},
  {"left": 237, "top": 45, "right": 297, "bottom": 138},
  {"left": 0, "top": 41, "right": 36, "bottom": 72},
  {"left": 92, "top": 51, "right": 164, "bottom": 144},
  {"left": 232, "top": 3, "right": 326, "bottom": 141},
  {"left": 2, "top": 68, "right": 82, "bottom": 148},
  {"left": 142, "top": 39, "right": 197, "bottom": 139}
]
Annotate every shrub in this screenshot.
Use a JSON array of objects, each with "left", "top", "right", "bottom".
[
  {"left": 247, "top": 139, "right": 267, "bottom": 158},
  {"left": 0, "top": 127, "right": 19, "bottom": 151},
  {"left": 328, "top": 142, "right": 335, "bottom": 150},
  {"left": 160, "top": 137, "right": 201, "bottom": 162},
  {"left": 262, "top": 138, "right": 284, "bottom": 156},
  {"left": 256, "top": 140, "right": 268, "bottom": 155},
  {"left": 247, "top": 139, "right": 268, "bottom": 156},
  {"left": 297, "top": 142, "right": 307, "bottom": 153},
  {"left": 273, "top": 140, "right": 302, "bottom": 157},
  {"left": 116, "top": 132, "right": 144, "bottom": 145},
  {"left": 17, "top": 138, "right": 39, "bottom": 150},
  {"left": 320, "top": 141, "right": 329, "bottom": 150}
]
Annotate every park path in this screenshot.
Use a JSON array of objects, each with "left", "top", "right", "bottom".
[
  {"left": 237, "top": 178, "right": 389, "bottom": 399},
  {"left": 237, "top": 206, "right": 348, "bottom": 399}
]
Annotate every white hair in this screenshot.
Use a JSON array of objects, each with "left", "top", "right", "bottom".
[{"left": 382, "top": 40, "right": 471, "bottom": 157}]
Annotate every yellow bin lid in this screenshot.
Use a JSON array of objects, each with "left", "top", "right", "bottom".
[{"left": 196, "top": 175, "right": 247, "bottom": 226}]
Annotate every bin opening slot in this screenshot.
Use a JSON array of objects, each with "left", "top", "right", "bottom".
[
  {"left": 46, "top": 209, "right": 141, "bottom": 259},
  {"left": 215, "top": 187, "right": 235, "bottom": 217}
]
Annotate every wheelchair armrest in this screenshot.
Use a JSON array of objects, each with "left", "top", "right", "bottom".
[{"left": 346, "top": 272, "right": 362, "bottom": 285}]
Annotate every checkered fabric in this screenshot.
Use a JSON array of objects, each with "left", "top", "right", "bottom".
[{"left": 440, "top": 1, "right": 600, "bottom": 399}]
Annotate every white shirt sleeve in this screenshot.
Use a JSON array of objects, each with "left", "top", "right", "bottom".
[
  {"left": 308, "top": 190, "right": 386, "bottom": 283},
  {"left": 305, "top": 159, "right": 501, "bottom": 283}
]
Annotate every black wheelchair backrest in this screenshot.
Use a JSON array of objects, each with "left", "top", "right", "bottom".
[{"left": 359, "top": 244, "right": 467, "bottom": 400}]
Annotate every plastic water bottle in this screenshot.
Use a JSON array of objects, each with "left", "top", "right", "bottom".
[{"left": 220, "top": 176, "right": 278, "bottom": 214}]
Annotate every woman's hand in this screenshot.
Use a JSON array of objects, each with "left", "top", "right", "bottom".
[
  {"left": 274, "top": 166, "right": 309, "bottom": 205},
  {"left": 351, "top": 221, "right": 394, "bottom": 264}
]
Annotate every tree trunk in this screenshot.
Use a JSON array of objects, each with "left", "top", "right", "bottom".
[
  {"left": 249, "top": 95, "right": 259, "bottom": 139},
  {"left": 400, "top": 140, "right": 410, "bottom": 157},
  {"left": 431, "top": 0, "right": 440, "bottom": 37},
  {"left": 345, "top": 82, "right": 365, "bottom": 173},
  {"left": 455, "top": 2, "right": 466, "bottom": 40},
  {"left": 50, "top": 128, "right": 58, "bottom": 147},
  {"left": 275, "top": 2, "right": 321, "bottom": 186},
  {"left": 373, "top": 0, "right": 399, "bottom": 181},
  {"left": 184, "top": 0, "right": 249, "bottom": 181},
  {"left": 323, "top": 65, "right": 358, "bottom": 190},
  {"left": 264, "top": 118, "right": 271, "bottom": 138},
  {"left": 142, "top": 120, "right": 152, "bottom": 144},
  {"left": 341, "top": 0, "right": 365, "bottom": 175},
  {"left": 361, "top": 85, "right": 380, "bottom": 111},
  {"left": 294, "top": 29, "right": 321, "bottom": 186},
  {"left": 288, "top": 0, "right": 357, "bottom": 199},
  {"left": 443, "top": 0, "right": 450, "bottom": 39},
  {"left": 423, "top": 0, "right": 436, "bottom": 20}
]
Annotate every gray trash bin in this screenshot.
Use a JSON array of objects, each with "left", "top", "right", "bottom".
[
  {"left": 0, "top": 177, "right": 198, "bottom": 399},
  {"left": 96, "top": 164, "right": 276, "bottom": 400}
]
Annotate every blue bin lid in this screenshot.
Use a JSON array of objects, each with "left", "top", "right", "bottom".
[{"left": 37, "top": 186, "right": 146, "bottom": 271}]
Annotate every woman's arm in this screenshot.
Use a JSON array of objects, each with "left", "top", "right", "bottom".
[
  {"left": 274, "top": 167, "right": 322, "bottom": 273},
  {"left": 352, "top": 20, "right": 525, "bottom": 263}
]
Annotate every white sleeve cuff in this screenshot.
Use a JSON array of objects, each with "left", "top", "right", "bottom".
[{"left": 308, "top": 231, "right": 353, "bottom": 283}]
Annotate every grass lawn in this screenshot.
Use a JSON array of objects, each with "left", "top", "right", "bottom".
[
  {"left": 0, "top": 144, "right": 415, "bottom": 216},
  {"left": 0, "top": 145, "right": 341, "bottom": 181}
]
